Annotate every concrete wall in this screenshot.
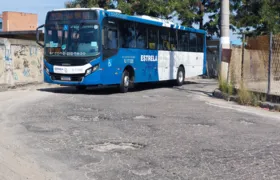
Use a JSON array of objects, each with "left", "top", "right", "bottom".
[
  {"left": 0, "top": 38, "right": 43, "bottom": 86},
  {"left": 2, "top": 12, "right": 38, "bottom": 32}
]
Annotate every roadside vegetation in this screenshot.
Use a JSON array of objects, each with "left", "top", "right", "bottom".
[{"left": 218, "top": 71, "right": 268, "bottom": 108}]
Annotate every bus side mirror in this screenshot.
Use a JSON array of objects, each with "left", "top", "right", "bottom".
[{"left": 36, "top": 24, "right": 45, "bottom": 47}]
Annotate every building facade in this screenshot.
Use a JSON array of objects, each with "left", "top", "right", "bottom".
[{"left": 0, "top": 11, "right": 38, "bottom": 32}]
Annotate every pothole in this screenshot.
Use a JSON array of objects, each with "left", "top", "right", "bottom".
[
  {"left": 190, "top": 122, "right": 215, "bottom": 127},
  {"left": 87, "top": 142, "right": 145, "bottom": 152},
  {"left": 239, "top": 119, "right": 255, "bottom": 125},
  {"left": 142, "top": 95, "right": 161, "bottom": 98},
  {"left": 67, "top": 115, "right": 98, "bottom": 122},
  {"left": 133, "top": 115, "right": 156, "bottom": 120},
  {"left": 97, "top": 114, "right": 111, "bottom": 121},
  {"left": 23, "top": 124, "right": 62, "bottom": 133},
  {"left": 74, "top": 107, "right": 97, "bottom": 111},
  {"left": 131, "top": 168, "right": 152, "bottom": 176},
  {"left": 67, "top": 115, "right": 111, "bottom": 122}
]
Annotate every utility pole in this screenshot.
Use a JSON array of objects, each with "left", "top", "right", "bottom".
[{"left": 220, "top": 0, "right": 230, "bottom": 82}]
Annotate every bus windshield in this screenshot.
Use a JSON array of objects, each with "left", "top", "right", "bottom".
[{"left": 45, "top": 23, "right": 100, "bottom": 57}]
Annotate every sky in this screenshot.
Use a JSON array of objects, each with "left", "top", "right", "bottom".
[
  {"left": 0, "top": 0, "right": 241, "bottom": 44},
  {"left": 0, "top": 0, "right": 66, "bottom": 25}
]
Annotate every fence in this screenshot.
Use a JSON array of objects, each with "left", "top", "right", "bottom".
[{"left": 229, "top": 33, "right": 280, "bottom": 96}]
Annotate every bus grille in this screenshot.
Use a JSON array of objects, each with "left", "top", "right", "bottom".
[
  {"left": 47, "top": 59, "right": 89, "bottom": 66},
  {"left": 50, "top": 73, "right": 84, "bottom": 82}
]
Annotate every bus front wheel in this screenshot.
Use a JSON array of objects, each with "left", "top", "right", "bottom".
[{"left": 120, "top": 70, "right": 130, "bottom": 93}]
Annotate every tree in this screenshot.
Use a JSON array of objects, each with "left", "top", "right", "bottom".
[
  {"left": 172, "top": 0, "right": 242, "bottom": 39},
  {"left": 65, "top": 0, "right": 116, "bottom": 9},
  {"left": 232, "top": 0, "right": 280, "bottom": 36},
  {"left": 65, "top": 0, "right": 176, "bottom": 19},
  {"left": 64, "top": 0, "right": 242, "bottom": 39}
]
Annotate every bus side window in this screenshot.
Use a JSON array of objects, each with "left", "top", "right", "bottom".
[
  {"left": 159, "top": 27, "right": 170, "bottom": 51},
  {"left": 197, "top": 33, "right": 204, "bottom": 52},
  {"left": 170, "top": 30, "right": 177, "bottom": 51},
  {"left": 102, "top": 18, "right": 119, "bottom": 60},
  {"left": 148, "top": 26, "right": 158, "bottom": 50},
  {"left": 135, "top": 23, "right": 147, "bottom": 49},
  {"left": 178, "top": 31, "right": 189, "bottom": 51},
  {"left": 107, "top": 29, "right": 118, "bottom": 49},
  {"left": 189, "top": 33, "right": 197, "bottom": 52},
  {"left": 119, "top": 20, "right": 136, "bottom": 48}
]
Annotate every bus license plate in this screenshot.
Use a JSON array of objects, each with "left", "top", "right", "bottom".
[{"left": 61, "top": 76, "right": 71, "bottom": 81}]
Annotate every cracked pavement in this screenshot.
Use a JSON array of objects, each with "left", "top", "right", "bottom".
[{"left": 1, "top": 79, "right": 280, "bottom": 180}]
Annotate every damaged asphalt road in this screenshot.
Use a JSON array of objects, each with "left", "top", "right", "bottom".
[{"left": 1, "top": 79, "right": 280, "bottom": 180}]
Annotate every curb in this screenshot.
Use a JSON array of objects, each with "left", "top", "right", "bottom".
[
  {"left": 212, "top": 89, "right": 239, "bottom": 101},
  {"left": 212, "top": 89, "right": 280, "bottom": 112},
  {"left": 259, "top": 102, "right": 280, "bottom": 111}
]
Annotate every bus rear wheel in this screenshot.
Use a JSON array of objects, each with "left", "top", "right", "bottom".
[
  {"left": 120, "top": 70, "right": 130, "bottom": 93},
  {"left": 175, "top": 66, "right": 185, "bottom": 86}
]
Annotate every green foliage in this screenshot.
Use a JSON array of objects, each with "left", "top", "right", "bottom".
[
  {"left": 218, "top": 76, "right": 234, "bottom": 96},
  {"left": 228, "top": 83, "right": 234, "bottom": 96},
  {"left": 176, "top": 0, "right": 241, "bottom": 39},
  {"left": 64, "top": 0, "right": 280, "bottom": 38},
  {"left": 236, "top": 84, "right": 267, "bottom": 106},
  {"left": 65, "top": 0, "right": 175, "bottom": 19},
  {"left": 218, "top": 76, "right": 228, "bottom": 93},
  {"left": 64, "top": 0, "right": 242, "bottom": 39},
  {"left": 237, "top": 84, "right": 254, "bottom": 105},
  {"left": 232, "top": 0, "right": 280, "bottom": 36},
  {"left": 65, "top": 0, "right": 115, "bottom": 9}
]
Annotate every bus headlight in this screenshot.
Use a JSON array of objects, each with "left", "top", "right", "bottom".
[
  {"left": 85, "top": 64, "right": 99, "bottom": 76},
  {"left": 44, "top": 64, "right": 50, "bottom": 75},
  {"left": 92, "top": 64, "right": 99, "bottom": 72}
]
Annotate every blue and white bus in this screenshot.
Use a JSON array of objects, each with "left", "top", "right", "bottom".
[{"left": 36, "top": 8, "right": 207, "bottom": 93}]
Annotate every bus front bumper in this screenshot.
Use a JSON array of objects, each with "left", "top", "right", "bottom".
[{"left": 43, "top": 67, "right": 102, "bottom": 86}]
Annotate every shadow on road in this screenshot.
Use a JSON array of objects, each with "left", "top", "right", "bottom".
[
  {"left": 37, "top": 81, "right": 200, "bottom": 95},
  {"left": 173, "top": 87, "right": 214, "bottom": 97},
  {"left": 37, "top": 79, "right": 218, "bottom": 96}
]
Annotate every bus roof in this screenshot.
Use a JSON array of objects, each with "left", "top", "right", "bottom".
[
  {"left": 52, "top": 8, "right": 104, "bottom": 11},
  {"left": 51, "top": 8, "right": 206, "bottom": 34}
]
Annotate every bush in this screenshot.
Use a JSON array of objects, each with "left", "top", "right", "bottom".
[
  {"left": 237, "top": 83, "right": 266, "bottom": 106},
  {"left": 237, "top": 84, "right": 253, "bottom": 105},
  {"left": 218, "top": 76, "right": 234, "bottom": 95}
]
